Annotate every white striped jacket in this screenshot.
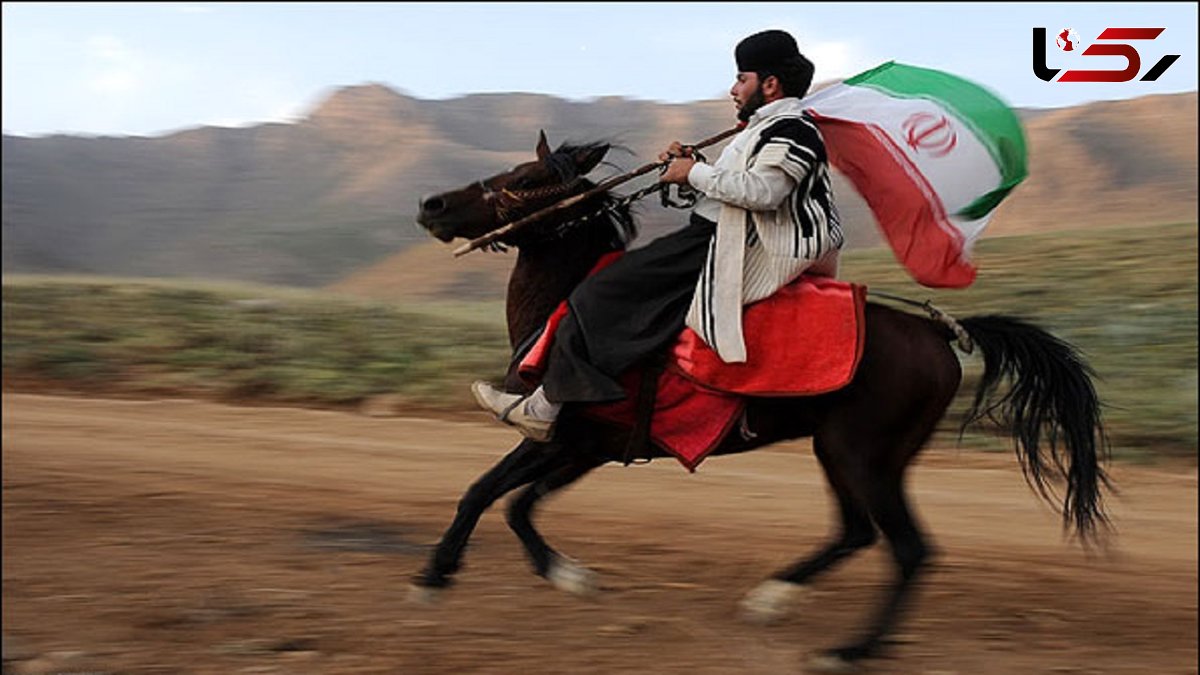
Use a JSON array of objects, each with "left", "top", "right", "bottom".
[{"left": 684, "top": 98, "right": 844, "bottom": 363}]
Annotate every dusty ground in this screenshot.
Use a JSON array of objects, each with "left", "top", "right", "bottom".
[{"left": 2, "top": 393, "right": 1196, "bottom": 674}]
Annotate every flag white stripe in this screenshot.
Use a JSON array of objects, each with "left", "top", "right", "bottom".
[
  {"left": 803, "top": 85, "right": 1001, "bottom": 216},
  {"left": 863, "top": 122, "right": 966, "bottom": 250}
]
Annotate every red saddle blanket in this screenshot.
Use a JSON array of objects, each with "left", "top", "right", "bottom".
[
  {"left": 672, "top": 275, "right": 868, "bottom": 396},
  {"left": 518, "top": 266, "right": 866, "bottom": 471}
]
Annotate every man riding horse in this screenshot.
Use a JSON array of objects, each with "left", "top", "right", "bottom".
[
  {"left": 472, "top": 29, "right": 845, "bottom": 440},
  {"left": 415, "top": 30, "right": 1109, "bottom": 670}
]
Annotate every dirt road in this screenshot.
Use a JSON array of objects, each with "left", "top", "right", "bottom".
[{"left": 2, "top": 393, "right": 1196, "bottom": 674}]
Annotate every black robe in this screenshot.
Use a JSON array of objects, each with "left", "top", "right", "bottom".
[{"left": 540, "top": 214, "right": 716, "bottom": 404}]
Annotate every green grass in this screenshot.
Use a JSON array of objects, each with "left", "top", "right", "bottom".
[
  {"left": 840, "top": 221, "right": 1197, "bottom": 460},
  {"left": 2, "top": 221, "right": 1196, "bottom": 460},
  {"left": 1, "top": 276, "right": 509, "bottom": 410}
]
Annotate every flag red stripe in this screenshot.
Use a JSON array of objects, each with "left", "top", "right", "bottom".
[
  {"left": 863, "top": 122, "right": 962, "bottom": 247},
  {"left": 809, "top": 113, "right": 976, "bottom": 288}
]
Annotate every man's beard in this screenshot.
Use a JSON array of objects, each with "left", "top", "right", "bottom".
[{"left": 737, "top": 83, "right": 767, "bottom": 123}]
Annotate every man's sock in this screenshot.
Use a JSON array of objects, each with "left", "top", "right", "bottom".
[{"left": 524, "top": 386, "right": 562, "bottom": 422}]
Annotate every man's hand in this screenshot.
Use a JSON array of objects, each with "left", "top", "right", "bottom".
[
  {"left": 658, "top": 141, "right": 696, "bottom": 185},
  {"left": 659, "top": 156, "right": 696, "bottom": 184}
]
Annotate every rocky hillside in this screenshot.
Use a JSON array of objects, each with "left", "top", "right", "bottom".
[{"left": 2, "top": 86, "right": 1194, "bottom": 291}]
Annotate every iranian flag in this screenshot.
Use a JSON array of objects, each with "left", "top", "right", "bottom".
[{"left": 803, "top": 62, "right": 1028, "bottom": 288}]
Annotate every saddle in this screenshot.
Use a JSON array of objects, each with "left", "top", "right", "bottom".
[{"left": 518, "top": 267, "right": 867, "bottom": 471}]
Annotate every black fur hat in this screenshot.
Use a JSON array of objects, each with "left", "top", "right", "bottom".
[
  {"left": 734, "top": 29, "right": 815, "bottom": 98},
  {"left": 736, "top": 29, "right": 803, "bottom": 73}
]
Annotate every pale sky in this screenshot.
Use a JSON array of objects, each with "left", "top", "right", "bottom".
[{"left": 2, "top": 2, "right": 1197, "bottom": 138}]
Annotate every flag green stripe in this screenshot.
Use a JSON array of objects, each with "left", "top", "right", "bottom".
[
  {"left": 845, "top": 61, "right": 1027, "bottom": 205},
  {"left": 959, "top": 185, "right": 1016, "bottom": 221}
]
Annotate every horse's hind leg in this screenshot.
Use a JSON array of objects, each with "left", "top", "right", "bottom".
[
  {"left": 813, "top": 389, "right": 951, "bottom": 669},
  {"left": 506, "top": 455, "right": 606, "bottom": 595},
  {"left": 413, "top": 439, "right": 561, "bottom": 594},
  {"left": 740, "top": 439, "right": 877, "bottom": 623},
  {"left": 816, "top": 474, "right": 930, "bottom": 668}
]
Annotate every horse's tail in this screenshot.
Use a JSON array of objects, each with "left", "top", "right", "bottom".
[{"left": 956, "top": 315, "right": 1112, "bottom": 543}]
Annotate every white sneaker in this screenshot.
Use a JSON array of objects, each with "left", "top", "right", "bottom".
[{"left": 470, "top": 381, "right": 556, "bottom": 442}]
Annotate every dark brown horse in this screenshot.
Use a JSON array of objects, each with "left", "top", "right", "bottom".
[{"left": 413, "top": 132, "right": 1110, "bottom": 670}]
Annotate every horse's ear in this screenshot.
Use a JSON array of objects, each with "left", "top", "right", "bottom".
[
  {"left": 536, "top": 130, "right": 551, "bottom": 161},
  {"left": 572, "top": 144, "right": 609, "bottom": 176}
]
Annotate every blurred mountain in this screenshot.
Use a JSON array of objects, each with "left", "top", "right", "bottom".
[
  {"left": 994, "top": 93, "right": 1198, "bottom": 233},
  {"left": 2, "top": 85, "right": 1194, "bottom": 292}
]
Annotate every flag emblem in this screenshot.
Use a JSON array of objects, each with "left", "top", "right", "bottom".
[{"left": 902, "top": 112, "right": 958, "bottom": 157}]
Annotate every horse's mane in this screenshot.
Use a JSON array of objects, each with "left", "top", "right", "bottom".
[{"left": 541, "top": 140, "right": 638, "bottom": 250}]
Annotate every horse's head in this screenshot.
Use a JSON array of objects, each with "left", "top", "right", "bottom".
[{"left": 417, "top": 131, "right": 614, "bottom": 246}]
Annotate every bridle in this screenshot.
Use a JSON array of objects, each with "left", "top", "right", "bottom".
[
  {"left": 478, "top": 177, "right": 586, "bottom": 223},
  {"left": 475, "top": 163, "right": 700, "bottom": 249},
  {"left": 453, "top": 126, "right": 740, "bottom": 257},
  {"left": 472, "top": 147, "right": 707, "bottom": 250}
]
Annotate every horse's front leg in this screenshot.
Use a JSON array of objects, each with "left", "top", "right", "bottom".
[
  {"left": 506, "top": 454, "right": 606, "bottom": 595},
  {"left": 412, "top": 439, "right": 560, "bottom": 598}
]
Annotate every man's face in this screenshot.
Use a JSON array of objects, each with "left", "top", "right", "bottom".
[{"left": 731, "top": 71, "right": 767, "bottom": 122}]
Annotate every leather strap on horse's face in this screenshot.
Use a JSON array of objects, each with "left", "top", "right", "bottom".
[{"left": 480, "top": 176, "right": 585, "bottom": 224}]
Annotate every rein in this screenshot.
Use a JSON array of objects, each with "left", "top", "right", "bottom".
[
  {"left": 476, "top": 161, "right": 706, "bottom": 251},
  {"left": 454, "top": 125, "right": 743, "bottom": 257}
]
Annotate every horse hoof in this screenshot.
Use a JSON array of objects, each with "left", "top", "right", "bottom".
[
  {"left": 408, "top": 583, "right": 443, "bottom": 605},
  {"left": 546, "top": 556, "right": 598, "bottom": 597},
  {"left": 804, "top": 652, "right": 859, "bottom": 674},
  {"left": 739, "top": 579, "right": 805, "bottom": 624}
]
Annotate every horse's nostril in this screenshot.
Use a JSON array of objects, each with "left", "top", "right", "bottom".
[{"left": 420, "top": 196, "right": 446, "bottom": 215}]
